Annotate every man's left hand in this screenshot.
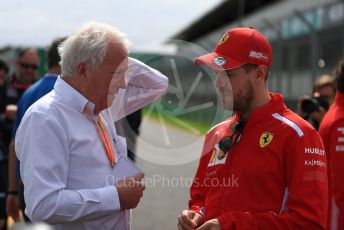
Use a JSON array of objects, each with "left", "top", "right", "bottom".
[{"left": 196, "top": 219, "right": 221, "bottom": 230}]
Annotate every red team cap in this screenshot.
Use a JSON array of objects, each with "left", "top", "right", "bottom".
[{"left": 194, "top": 27, "right": 272, "bottom": 70}]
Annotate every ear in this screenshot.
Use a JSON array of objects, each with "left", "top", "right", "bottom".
[
  {"left": 76, "top": 62, "right": 88, "bottom": 81},
  {"left": 255, "top": 65, "right": 268, "bottom": 81}
]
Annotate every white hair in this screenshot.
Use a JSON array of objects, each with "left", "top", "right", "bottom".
[{"left": 58, "top": 21, "right": 131, "bottom": 77}]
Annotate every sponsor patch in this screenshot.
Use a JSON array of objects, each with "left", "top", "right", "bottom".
[
  {"left": 336, "top": 145, "right": 344, "bottom": 152},
  {"left": 208, "top": 144, "right": 228, "bottom": 166},
  {"left": 249, "top": 50, "right": 269, "bottom": 60},
  {"left": 213, "top": 56, "right": 227, "bottom": 66},
  {"left": 337, "top": 127, "right": 344, "bottom": 134},
  {"left": 304, "top": 147, "right": 325, "bottom": 156},
  {"left": 304, "top": 160, "right": 326, "bottom": 167},
  {"left": 259, "top": 132, "right": 273, "bottom": 148}
]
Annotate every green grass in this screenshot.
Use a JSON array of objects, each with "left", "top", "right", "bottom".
[{"left": 142, "top": 107, "right": 212, "bottom": 135}]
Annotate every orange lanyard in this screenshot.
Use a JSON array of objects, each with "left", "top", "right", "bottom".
[{"left": 84, "top": 108, "right": 116, "bottom": 167}]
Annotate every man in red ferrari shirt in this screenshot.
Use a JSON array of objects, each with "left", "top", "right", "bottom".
[
  {"left": 319, "top": 60, "right": 344, "bottom": 230},
  {"left": 178, "top": 27, "right": 328, "bottom": 230}
]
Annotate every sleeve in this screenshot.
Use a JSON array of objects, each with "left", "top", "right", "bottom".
[
  {"left": 110, "top": 57, "right": 168, "bottom": 121},
  {"left": 327, "top": 119, "right": 344, "bottom": 228},
  {"left": 15, "top": 111, "right": 121, "bottom": 224},
  {"left": 216, "top": 127, "right": 328, "bottom": 229},
  {"left": 189, "top": 134, "right": 212, "bottom": 218}
]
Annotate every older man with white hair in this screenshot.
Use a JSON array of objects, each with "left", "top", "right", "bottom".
[{"left": 15, "top": 21, "right": 168, "bottom": 229}]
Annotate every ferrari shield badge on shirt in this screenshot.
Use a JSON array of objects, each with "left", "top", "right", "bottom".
[{"left": 259, "top": 132, "right": 274, "bottom": 148}]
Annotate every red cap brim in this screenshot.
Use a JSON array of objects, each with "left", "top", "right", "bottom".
[{"left": 194, "top": 52, "right": 245, "bottom": 70}]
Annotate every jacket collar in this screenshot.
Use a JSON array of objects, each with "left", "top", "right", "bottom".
[{"left": 239, "top": 92, "right": 287, "bottom": 127}]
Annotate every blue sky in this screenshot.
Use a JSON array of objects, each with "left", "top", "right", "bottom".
[{"left": 0, "top": 0, "right": 222, "bottom": 51}]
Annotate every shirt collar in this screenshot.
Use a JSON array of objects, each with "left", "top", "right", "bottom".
[
  {"left": 242, "top": 92, "right": 286, "bottom": 126},
  {"left": 43, "top": 73, "right": 60, "bottom": 78},
  {"left": 53, "top": 77, "right": 95, "bottom": 114}
]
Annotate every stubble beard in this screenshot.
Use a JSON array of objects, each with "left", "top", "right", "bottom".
[{"left": 233, "top": 80, "right": 254, "bottom": 116}]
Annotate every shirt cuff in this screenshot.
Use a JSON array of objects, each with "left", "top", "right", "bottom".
[
  {"left": 98, "top": 186, "right": 121, "bottom": 211},
  {"left": 190, "top": 206, "right": 205, "bottom": 220}
]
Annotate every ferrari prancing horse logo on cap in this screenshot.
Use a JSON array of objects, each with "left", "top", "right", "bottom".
[
  {"left": 259, "top": 132, "right": 273, "bottom": 148},
  {"left": 218, "top": 33, "right": 229, "bottom": 45}
]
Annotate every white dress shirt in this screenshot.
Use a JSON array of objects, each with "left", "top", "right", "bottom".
[{"left": 15, "top": 58, "right": 168, "bottom": 230}]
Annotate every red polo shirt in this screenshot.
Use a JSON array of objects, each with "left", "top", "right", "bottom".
[
  {"left": 319, "top": 92, "right": 344, "bottom": 230},
  {"left": 189, "top": 93, "right": 328, "bottom": 229}
]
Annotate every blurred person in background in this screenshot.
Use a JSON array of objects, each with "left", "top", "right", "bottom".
[
  {"left": 313, "top": 74, "right": 336, "bottom": 106},
  {"left": 0, "top": 48, "right": 40, "bottom": 113},
  {"left": 0, "top": 49, "right": 40, "bottom": 225},
  {"left": 178, "top": 27, "right": 328, "bottom": 230},
  {"left": 319, "top": 60, "right": 344, "bottom": 230},
  {"left": 0, "top": 58, "right": 9, "bottom": 230},
  {"left": 0, "top": 59, "right": 9, "bottom": 88},
  {"left": 6, "top": 38, "right": 65, "bottom": 224},
  {"left": 298, "top": 74, "right": 336, "bottom": 130},
  {"left": 0, "top": 48, "right": 40, "bottom": 156}
]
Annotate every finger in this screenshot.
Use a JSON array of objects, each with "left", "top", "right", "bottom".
[
  {"left": 177, "top": 222, "right": 184, "bottom": 230},
  {"left": 182, "top": 214, "right": 197, "bottom": 228},
  {"left": 181, "top": 214, "right": 197, "bottom": 229},
  {"left": 186, "top": 210, "right": 195, "bottom": 219},
  {"left": 178, "top": 215, "right": 183, "bottom": 225},
  {"left": 192, "top": 214, "right": 204, "bottom": 226},
  {"left": 178, "top": 214, "right": 194, "bottom": 230},
  {"left": 178, "top": 222, "right": 188, "bottom": 230},
  {"left": 179, "top": 218, "right": 195, "bottom": 230},
  {"left": 196, "top": 222, "right": 209, "bottom": 230},
  {"left": 177, "top": 217, "right": 183, "bottom": 230}
]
